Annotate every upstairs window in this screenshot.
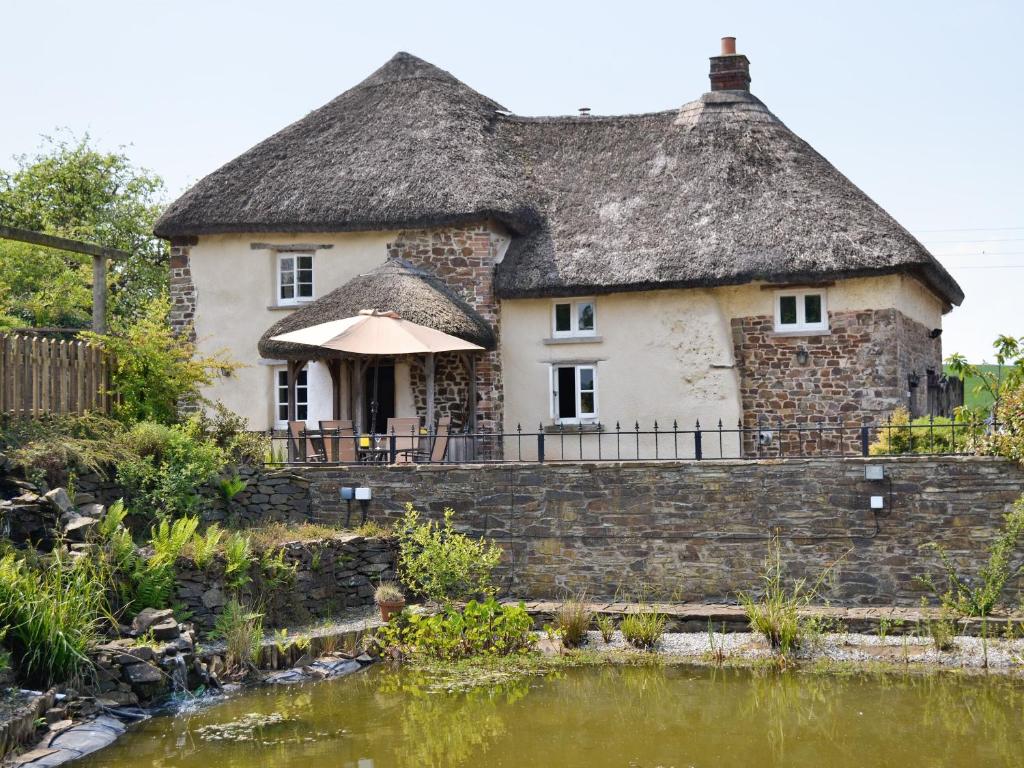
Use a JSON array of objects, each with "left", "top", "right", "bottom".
[
  {"left": 551, "top": 364, "right": 598, "bottom": 423},
  {"left": 275, "top": 367, "right": 308, "bottom": 427},
  {"left": 552, "top": 299, "right": 596, "bottom": 338},
  {"left": 774, "top": 290, "right": 828, "bottom": 333},
  {"left": 278, "top": 252, "right": 314, "bottom": 305}
]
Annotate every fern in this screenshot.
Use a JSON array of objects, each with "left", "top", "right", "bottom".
[
  {"left": 96, "top": 499, "right": 129, "bottom": 540},
  {"left": 191, "top": 523, "right": 223, "bottom": 569},
  {"left": 218, "top": 474, "right": 248, "bottom": 502},
  {"left": 224, "top": 532, "right": 253, "bottom": 590},
  {"left": 150, "top": 516, "right": 199, "bottom": 565}
]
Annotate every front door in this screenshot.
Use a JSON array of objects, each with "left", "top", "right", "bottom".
[{"left": 364, "top": 363, "right": 396, "bottom": 434}]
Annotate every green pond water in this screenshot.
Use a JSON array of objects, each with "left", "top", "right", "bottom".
[{"left": 79, "top": 665, "right": 1024, "bottom": 768}]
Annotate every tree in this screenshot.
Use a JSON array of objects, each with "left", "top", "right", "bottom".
[
  {"left": 946, "top": 335, "right": 1024, "bottom": 417},
  {"left": 0, "top": 132, "right": 168, "bottom": 327}
]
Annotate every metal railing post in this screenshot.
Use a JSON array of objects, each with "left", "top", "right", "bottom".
[
  {"left": 389, "top": 429, "right": 397, "bottom": 464},
  {"left": 694, "top": 419, "right": 703, "bottom": 460},
  {"left": 537, "top": 424, "right": 545, "bottom": 463}
]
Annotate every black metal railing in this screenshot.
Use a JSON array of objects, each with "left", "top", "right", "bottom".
[{"left": 263, "top": 413, "right": 997, "bottom": 466}]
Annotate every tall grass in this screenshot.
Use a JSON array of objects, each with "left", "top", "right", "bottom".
[
  {"left": 213, "top": 598, "right": 263, "bottom": 670},
  {"left": 555, "top": 595, "right": 593, "bottom": 648},
  {"left": 0, "top": 551, "right": 107, "bottom": 687},
  {"left": 621, "top": 608, "right": 666, "bottom": 650}
]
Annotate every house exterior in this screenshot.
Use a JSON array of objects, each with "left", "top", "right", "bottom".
[{"left": 154, "top": 39, "right": 963, "bottom": 459}]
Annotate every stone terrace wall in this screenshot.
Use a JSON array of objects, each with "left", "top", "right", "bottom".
[
  {"left": 175, "top": 535, "right": 395, "bottom": 632},
  {"left": 302, "top": 456, "right": 1024, "bottom": 606}
]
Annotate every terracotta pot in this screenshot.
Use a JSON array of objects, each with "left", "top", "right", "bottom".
[{"left": 378, "top": 598, "right": 406, "bottom": 622}]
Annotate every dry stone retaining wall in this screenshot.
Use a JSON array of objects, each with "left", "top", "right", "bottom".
[
  {"left": 174, "top": 535, "right": 396, "bottom": 632},
  {"left": 301, "top": 456, "right": 1024, "bottom": 606}
]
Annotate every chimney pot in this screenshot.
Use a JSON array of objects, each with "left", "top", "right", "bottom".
[{"left": 709, "top": 37, "right": 751, "bottom": 92}]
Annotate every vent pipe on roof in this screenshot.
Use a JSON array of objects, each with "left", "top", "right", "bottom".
[{"left": 709, "top": 36, "right": 751, "bottom": 91}]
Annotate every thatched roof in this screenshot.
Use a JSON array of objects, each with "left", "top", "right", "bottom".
[
  {"left": 157, "top": 52, "right": 963, "bottom": 307},
  {"left": 258, "top": 259, "right": 495, "bottom": 360},
  {"left": 154, "top": 52, "right": 537, "bottom": 238}
]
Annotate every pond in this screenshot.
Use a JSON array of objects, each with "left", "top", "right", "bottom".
[{"left": 79, "top": 664, "right": 1024, "bottom": 767}]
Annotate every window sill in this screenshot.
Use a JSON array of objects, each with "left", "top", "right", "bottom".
[
  {"left": 544, "top": 422, "right": 602, "bottom": 433},
  {"left": 267, "top": 302, "right": 314, "bottom": 311},
  {"left": 770, "top": 328, "right": 831, "bottom": 338},
  {"left": 543, "top": 335, "right": 602, "bottom": 345}
]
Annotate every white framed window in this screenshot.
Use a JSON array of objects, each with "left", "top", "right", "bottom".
[
  {"left": 774, "top": 289, "right": 828, "bottom": 333},
  {"left": 552, "top": 299, "right": 596, "bottom": 338},
  {"left": 550, "top": 364, "right": 598, "bottom": 423},
  {"left": 275, "top": 366, "right": 308, "bottom": 427},
  {"left": 277, "top": 252, "right": 314, "bottom": 305}
]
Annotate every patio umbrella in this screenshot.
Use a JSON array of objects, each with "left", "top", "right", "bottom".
[
  {"left": 270, "top": 309, "right": 484, "bottom": 356},
  {"left": 271, "top": 309, "right": 484, "bottom": 431}
]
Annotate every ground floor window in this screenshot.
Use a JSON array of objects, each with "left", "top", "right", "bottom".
[
  {"left": 275, "top": 366, "right": 308, "bottom": 426},
  {"left": 551, "top": 364, "right": 598, "bottom": 422}
]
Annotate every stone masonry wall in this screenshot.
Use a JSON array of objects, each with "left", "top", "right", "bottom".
[
  {"left": 731, "top": 308, "right": 942, "bottom": 455},
  {"left": 175, "top": 535, "right": 396, "bottom": 632},
  {"left": 388, "top": 223, "right": 505, "bottom": 434},
  {"left": 168, "top": 238, "right": 197, "bottom": 342},
  {"left": 300, "top": 456, "right": 1024, "bottom": 607}
]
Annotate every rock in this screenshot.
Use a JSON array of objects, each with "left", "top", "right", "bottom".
[
  {"left": 76, "top": 502, "right": 105, "bottom": 518},
  {"left": 201, "top": 587, "right": 226, "bottom": 610},
  {"left": 292, "top": 653, "right": 314, "bottom": 668},
  {"left": 355, "top": 653, "right": 374, "bottom": 665},
  {"left": 96, "top": 690, "right": 138, "bottom": 707},
  {"left": 43, "top": 488, "right": 73, "bottom": 514},
  {"left": 63, "top": 516, "right": 98, "bottom": 541},
  {"left": 121, "top": 662, "right": 163, "bottom": 686},
  {"left": 73, "top": 493, "right": 97, "bottom": 506},
  {"left": 44, "top": 707, "right": 68, "bottom": 724},
  {"left": 131, "top": 607, "right": 174, "bottom": 635},
  {"left": 150, "top": 618, "right": 180, "bottom": 641},
  {"left": 115, "top": 646, "right": 154, "bottom": 665},
  {"left": 164, "top": 635, "right": 194, "bottom": 654}
]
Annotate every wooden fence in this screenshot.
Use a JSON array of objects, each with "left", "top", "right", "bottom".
[{"left": 0, "top": 334, "right": 113, "bottom": 417}]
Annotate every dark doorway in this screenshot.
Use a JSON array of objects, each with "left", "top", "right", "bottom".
[{"left": 364, "top": 363, "right": 396, "bottom": 433}]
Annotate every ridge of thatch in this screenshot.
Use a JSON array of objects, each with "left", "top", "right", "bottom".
[
  {"left": 157, "top": 53, "right": 963, "bottom": 307},
  {"left": 493, "top": 90, "right": 962, "bottom": 306},
  {"left": 258, "top": 258, "right": 495, "bottom": 360}
]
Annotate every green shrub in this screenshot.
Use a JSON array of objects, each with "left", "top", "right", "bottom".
[
  {"left": 188, "top": 402, "right": 268, "bottom": 466},
  {"left": 555, "top": 595, "right": 593, "bottom": 648},
  {"left": 394, "top": 504, "right": 502, "bottom": 605},
  {"left": 869, "top": 407, "right": 973, "bottom": 456},
  {"left": 0, "top": 551, "right": 106, "bottom": 686},
  {"left": 212, "top": 598, "right": 263, "bottom": 669},
  {"left": 1, "top": 413, "right": 126, "bottom": 486},
  {"left": 82, "top": 297, "right": 236, "bottom": 425},
  {"left": 982, "top": 384, "right": 1024, "bottom": 465},
  {"left": 218, "top": 474, "right": 247, "bottom": 502},
  {"left": 115, "top": 422, "right": 225, "bottom": 520},
  {"left": 918, "top": 495, "right": 1024, "bottom": 617},
  {"left": 131, "top": 516, "right": 199, "bottom": 611},
  {"left": 374, "top": 598, "right": 533, "bottom": 661},
  {"left": 620, "top": 609, "right": 666, "bottom": 651}
]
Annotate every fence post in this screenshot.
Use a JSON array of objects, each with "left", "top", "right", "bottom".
[
  {"left": 860, "top": 425, "right": 869, "bottom": 457},
  {"left": 537, "top": 424, "right": 545, "bottom": 463},
  {"left": 694, "top": 419, "right": 703, "bottom": 460},
  {"left": 389, "top": 430, "right": 397, "bottom": 464}
]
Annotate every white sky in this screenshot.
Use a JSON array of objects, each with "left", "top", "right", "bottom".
[{"left": 2, "top": 0, "right": 1021, "bottom": 361}]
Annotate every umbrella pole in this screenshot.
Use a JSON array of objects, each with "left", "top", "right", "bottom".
[
  {"left": 370, "top": 356, "right": 380, "bottom": 434},
  {"left": 425, "top": 352, "right": 436, "bottom": 430}
]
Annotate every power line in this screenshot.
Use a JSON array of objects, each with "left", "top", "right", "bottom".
[
  {"left": 914, "top": 226, "right": 1024, "bottom": 233},
  {"left": 946, "top": 265, "right": 1024, "bottom": 270},
  {"left": 923, "top": 238, "right": 1024, "bottom": 244},
  {"left": 933, "top": 252, "right": 1024, "bottom": 257}
]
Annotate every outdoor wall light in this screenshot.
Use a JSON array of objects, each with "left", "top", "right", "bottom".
[
  {"left": 795, "top": 346, "right": 809, "bottom": 366},
  {"left": 864, "top": 464, "right": 884, "bottom": 481},
  {"left": 907, "top": 371, "right": 921, "bottom": 389},
  {"left": 870, "top": 495, "right": 884, "bottom": 510},
  {"left": 340, "top": 487, "right": 355, "bottom": 501},
  {"left": 355, "top": 487, "right": 372, "bottom": 501}
]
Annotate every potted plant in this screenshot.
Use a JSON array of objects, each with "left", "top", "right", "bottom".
[{"left": 374, "top": 581, "right": 406, "bottom": 622}]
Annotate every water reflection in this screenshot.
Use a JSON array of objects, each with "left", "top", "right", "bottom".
[{"left": 79, "top": 664, "right": 1024, "bottom": 768}]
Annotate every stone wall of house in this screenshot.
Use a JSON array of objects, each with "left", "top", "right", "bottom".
[
  {"left": 388, "top": 223, "right": 506, "bottom": 435},
  {"left": 300, "top": 456, "right": 1024, "bottom": 606},
  {"left": 168, "top": 238, "right": 198, "bottom": 342},
  {"left": 175, "top": 534, "right": 396, "bottom": 632},
  {"left": 730, "top": 308, "right": 943, "bottom": 455}
]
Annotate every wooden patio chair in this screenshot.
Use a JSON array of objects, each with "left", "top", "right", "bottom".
[
  {"left": 385, "top": 417, "right": 421, "bottom": 464},
  {"left": 288, "top": 420, "right": 325, "bottom": 463},
  {"left": 395, "top": 415, "right": 452, "bottom": 464},
  {"left": 319, "top": 419, "right": 356, "bottom": 463}
]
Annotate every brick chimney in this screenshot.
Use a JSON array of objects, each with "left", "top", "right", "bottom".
[{"left": 709, "top": 36, "right": 751, "bottom": 91}]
